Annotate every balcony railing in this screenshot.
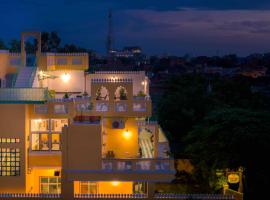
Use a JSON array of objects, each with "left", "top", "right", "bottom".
[
  {"left": 0, "top": 88, "right": 48, "bottom": 103},
  {"left": 154, "top": 194, "right": 234, "bottom": 199},
  {"left": 74, "top": 193, "right": 147, "bottom": 199},
  {"left": 0, "top": 193, "right": 60, "bottom": 198},
  {"left": 102, "top": 158, "right": 175, "bottom": 173}
]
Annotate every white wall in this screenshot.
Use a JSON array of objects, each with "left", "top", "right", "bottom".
[
  {"left": 87, "top": 71, "right": 149, "bottom": 96},
  {"left": 41, "top": 71, "right": 85, "bottom": 93}
]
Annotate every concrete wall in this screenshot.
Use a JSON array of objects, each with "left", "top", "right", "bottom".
[
  {"left": 62, "top": 123, "right": 102, "bottom": 170},
  {"left": 88, "top": 72, "right": 149, "bottom": 96}
]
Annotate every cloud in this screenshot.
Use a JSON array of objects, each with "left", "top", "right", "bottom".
[{"left": 114, "top": 10, "right": 270, "bottom": 55}]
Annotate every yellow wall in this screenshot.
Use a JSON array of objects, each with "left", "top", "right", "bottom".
[
  {"left": 103, "top": 118, "right": 138, "bottom": 158},
  {"left": 26, "top": 168, "right": 60, "bottom": 193},
  {"left": 74, "top": 181, "right": 133, "bottom": 194}
]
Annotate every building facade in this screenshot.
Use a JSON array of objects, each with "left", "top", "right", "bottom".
[{"left": 0, "top": 32, "right": 175, "bottom": 199}]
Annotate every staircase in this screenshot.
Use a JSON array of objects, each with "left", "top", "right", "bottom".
[
  {"left": 139, "top": 137, "right": 154, "bottom": 158},
  {"left": 14, "top": 67, "right": 37, "bottom": 88}
]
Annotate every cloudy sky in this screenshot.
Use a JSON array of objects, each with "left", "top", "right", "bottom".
[{"left": 1, "top": 0, "right": 270, "bottom": 56}]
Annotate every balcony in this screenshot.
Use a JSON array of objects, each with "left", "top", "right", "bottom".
[{"left": 0, "top": 88, "right": 48, "bottom": 103}]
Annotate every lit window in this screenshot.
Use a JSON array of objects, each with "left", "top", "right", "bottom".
[
  {"left": 51, "top": 134, "right": 60, "bottom": 151},
  {"left": 40, "top": 177, "right": 61, "bottom": 194},
  {"left": 0, "top": 138, "right": 20, "bottom": 143},
  {"left": 51, "top": 119, "right": 68, "bottom": 132},
  {"left": 31, "top": 119, "right": 49, "bottom": 132},
  {"left": 0, "top": 148, "right": 20, "bottom": 176},
  {"left": 80, "top": 182, "right": 98, "bottom": 194},
  {"left": 31, "top": 134, "right": 49, "bottom": 151}
]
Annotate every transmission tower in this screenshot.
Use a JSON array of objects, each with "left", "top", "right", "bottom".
[{"left": 106, "top": 9, "right": 113, "bottom": 55}]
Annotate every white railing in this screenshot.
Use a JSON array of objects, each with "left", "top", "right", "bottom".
[
  {"left": 91, "top": 78, "right": 133, "bottom": 83},
  {"left": 95, "top": 71, "right": 144, "bottom": 74},
  {"left": 0, "top": 193, "right": 60, "bottom": 198},
  {"left": 102, "top": 158, "right": 175, "bottom": 173},
  {"left": 154, "top": 193, "right": 234, "bottom": 199},
  {"left": 74, "top": 193, "right": 147, "bottom": 199}
]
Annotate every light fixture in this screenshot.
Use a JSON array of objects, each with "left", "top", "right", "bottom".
[
  {"left": 111, "top": 181, "right": 120, "bottom": 186},
  {"left": 123, "top": 129, "right": 131, "bottom": 139},
  {"left": 61, "top": 73, "right": 71, "bottom": 83}
]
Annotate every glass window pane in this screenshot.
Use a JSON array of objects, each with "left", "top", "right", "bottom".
[
  {"left": 51, "top": 119, "right": 68, "bottom": 132},
  {"left": 31, "top": 119, "right": 49, "bottom": 132},
  {"left": 51, "top": 134, "right": 60, "bottom": 151}
]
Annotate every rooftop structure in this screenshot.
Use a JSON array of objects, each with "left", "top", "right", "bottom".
[{"left": 0, "top": 32, "right": 174, "bottom": 199}]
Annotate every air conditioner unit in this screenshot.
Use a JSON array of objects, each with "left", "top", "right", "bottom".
[{"left": 111, "top": 119, "right": 125, "bottom": 129}]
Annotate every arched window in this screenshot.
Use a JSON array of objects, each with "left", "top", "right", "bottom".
[
  {"left": 96, "top": 86, "right": 109, "bottom": 100},
  {"left": 114, "top": 86, "right": 128, "bottom": 100}
]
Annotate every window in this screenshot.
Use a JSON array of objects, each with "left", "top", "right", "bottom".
[
  {"left": 72, "top": 58, "right": 82, "bottom": 65},
  {"left": 40, "top": 177, "right": 61, "bottom": 194},
  {"left": 56, "top": 58, "right": 67, "bottom": 65},
  {"left": 30, "top": 119, "right": 67, "bottom": 151},
  {"left": 54, "top": 105, "right": 68, "bottom": 114},
  {"left": 0, "top": 148, "right": 20, "bottom": 176},
  {"left": 51, "top": 134, "right": 60, "bottom": 151},
  {"left": 34, "top": 105, "right": 48, "bottom": 114},
  {"left": 31, "top": 119, "right": 49, "bottom": 132},
  {"left": 0, "top": 138, "right": 20, "bottom": 143},
  {"left": 51, "top": 119, "right": 68, "bottom": 132},
  {"left": 80, "top": 182, "right": 98, "bottom": 194},
  {"left": 31, "top": 134, "right": 49, "bottom": 151}
]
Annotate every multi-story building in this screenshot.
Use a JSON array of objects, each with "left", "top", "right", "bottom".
[{"left": 0, "top": 32, "right": 175, "bottom": 199}]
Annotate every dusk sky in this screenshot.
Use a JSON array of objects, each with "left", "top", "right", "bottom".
[{"left": 1, "top": 0, "right": 270, "bottom": 56}]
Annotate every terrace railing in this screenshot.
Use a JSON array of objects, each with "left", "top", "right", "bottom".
[{"left": 102, "top": 158, "right": 175, "bottom": 173}]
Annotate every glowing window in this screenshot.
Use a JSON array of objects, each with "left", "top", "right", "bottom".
[
  {"left": 40, "top": 177, "right": 61, "bottom": 194},
  {"left": 0, "top": 148, "right": 20, "bottom": 176},
  {"left": 51, "top": 119, "right": 68, "bottom": 132},
  {"left": 56, "top": 58, "right": 67, "bottom": 65},
  {"left": 31, "top": 134, "right": 49, "bottom": 151},
  {"left": 31, "top": 119, "right": 49, "bottom": 132},
  {"left": 80, "top": 182, "right": 98, "bottom": 194},
  {"left": 51, "top": 134, "right": 60, "bottom": 151},
  {"left": 0, "top": 138, "right": 20, "bottom": 143}
]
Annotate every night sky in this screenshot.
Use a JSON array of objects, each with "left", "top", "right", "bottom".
[{"left": 1, "top": 0, "right": 270, "bottom": 56}]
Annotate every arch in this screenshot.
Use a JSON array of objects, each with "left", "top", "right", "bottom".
[
  {"left": 96, "top": 86, "right": 109, "bottom": 100},
  {"left": 114, "top": 86, "right": 128, "bottom": 100}
]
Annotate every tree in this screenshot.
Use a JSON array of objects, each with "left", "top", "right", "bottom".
[
  {"left": 49, "top": 31, "right": 61, "bottom": 52},
  {"left": 184, "top": 108, "right": 270, "bottom": 199},
  {"left": 157, "top": 75, "right": 211, "bottom": 157},
  {"left": 157, "top": 75, "right": 270, "bottom": 157},
  {"left": 0, "top": 39, "right": 7, "bottom": 49}
]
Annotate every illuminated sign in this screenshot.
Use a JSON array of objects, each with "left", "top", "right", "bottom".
[{"left": 228, "top": 173, "right": 240, "bottom": 184}]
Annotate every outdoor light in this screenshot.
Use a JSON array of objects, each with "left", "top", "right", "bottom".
[
  {"left": 61, "top": 73, "right": 71, "bottom": 83},
  {"left": 111, "top": 181, "right": 120, "bottom": 186},
  {"left": 123, "top": 129, "right": 131, "bottom": 139}
]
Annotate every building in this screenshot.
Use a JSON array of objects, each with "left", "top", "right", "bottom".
[{"left": 0, "top": 32, "right": 175, "bottom": 199}]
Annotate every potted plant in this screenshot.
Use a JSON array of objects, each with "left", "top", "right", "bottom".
[
  {"left": 96, "top": 88, "right": 102, "bottom": 100},
  {"left": 119, "top": 87, "right": 127, "bottom": 100},
  {"left": 63, "top": 92, "right": 69, "bottom": 99},
  {"left": 136, "top": 90, "right": 146, "bottom": 99}
]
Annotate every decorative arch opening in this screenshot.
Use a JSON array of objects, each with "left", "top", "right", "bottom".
[
  {"left": 114, "top": 86, "right": 128, "bottom": 100},
  {"left": 96, "top": 86, "right": 109, "bottom": 100}
]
